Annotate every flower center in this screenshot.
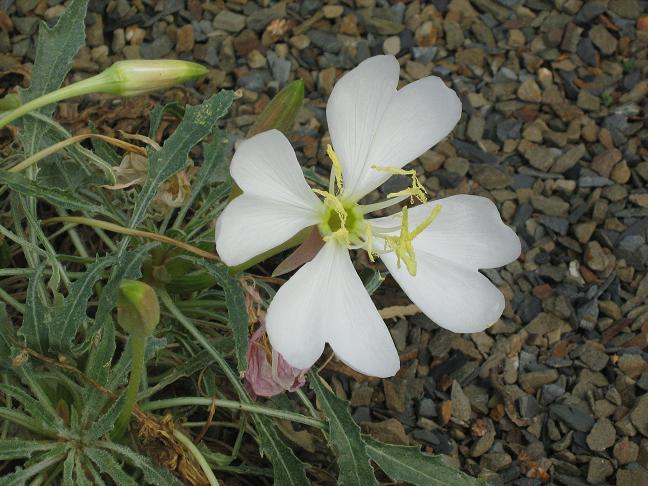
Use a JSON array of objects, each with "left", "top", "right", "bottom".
[{"left": 313, "top": 145, "right": 442, "bottom": 276}]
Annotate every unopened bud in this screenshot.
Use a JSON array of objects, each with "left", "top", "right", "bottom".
[
  {"left": 117, "top": 280, "right": 160, "bottom": 337},
  {"left": 248, "top": 80, "right": 304, "bottom": 137},
  {"left": 97, "top": 60, "right": 209, "bottom": 97}
]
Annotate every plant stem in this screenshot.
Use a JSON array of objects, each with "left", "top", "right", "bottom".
[
  {"left": 0, "top": 286, "right": 25, "bottom": 313},
  {"left": 141, "top": 397, "right": 325, "bottom": 429},
  {"left": 0, "top": 72, "right": 111, "bottom": 129},
  {"left": 112, "top": 335, "right": 146, "bottom": 439},
  {"left": 44, "top": 216, "right": 219, "bottom": 261},
  {"left": 173, "top": 429, "right": 220, "bottom": 486}
]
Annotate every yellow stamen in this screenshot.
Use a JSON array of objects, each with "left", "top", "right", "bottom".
[
  {"left": 382, "top": 204, "right": 442, "bottom": 276},
  {"left": 365, "top": 224, "right": 375, "bottom": 262},
  {"left": 371, "top": 166, "right": 428, "bottom": 203},
  {"left": 327, "top": 144, "right": 344, "bottom": 195}
]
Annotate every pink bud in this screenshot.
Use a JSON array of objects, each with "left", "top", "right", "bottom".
[{"left": 245, "top": 321, "right": 307, "bottom": 399}]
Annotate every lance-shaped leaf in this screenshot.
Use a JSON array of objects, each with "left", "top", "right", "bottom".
[
  {"left": 364, "top": 436, "right": 488, "bottom": 486},
  {"left": 85, "top": 447, "right": 138, "bottom": 486},
  {"left": 100, "top": 442, "right": 183, "bottom": 486},
  {"left": 129, "top": 90, "right": 235, "bottom": 228},
  {"left": 18, "top": 262, "right": 49, "bottom": 352},
  {"left": 49, "top": 256, "right": 116, "bottom": 354},
  {"left": 20, "top": 0, "right": 88, "bottom": 154},
  {"left": 182, "top": 256, "right": 249, "bottom": 373},
  {"left": 254, "top": 415, "right": 310, "bottom": 486},
  {"left": 309, "top": 373, "right": 378, "bottom": 486},
  {"left": 4, "top": 444, "right": 68, "bottom": 486},
  {"left": 0, "top": 170, "right": 105, "bottom": 216},
  {"left": 0, "top": 440, "right": 57, "bottom": 461}
]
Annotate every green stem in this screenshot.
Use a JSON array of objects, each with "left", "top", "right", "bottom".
[
  {"left": 141, "top": 397, "right": 325, "bottom": 429},
  {"left": 0, "top": 72, "right": 110, "bottom": 129},
  {"left": 0, "top": 286, "right": 25, "bottom": 313},
  {"left": 173, "top": 429, "right": 220, "bottom": 486},
  {"left": 112, "top": 335, "right": 147, "bottom": 439}
]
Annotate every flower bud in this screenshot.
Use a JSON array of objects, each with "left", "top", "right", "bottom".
[
  {"left": 98, "top": 60, "right": 209, "bottom": 97},
  {"left": 0, "top": 93, "right": 21, "bottom": 112},
  {"left": 248, "top": 79, "right": 304, "bottom": 137},
  {"left": 117, "top": 280, "right": 160, "bottom": 337}
]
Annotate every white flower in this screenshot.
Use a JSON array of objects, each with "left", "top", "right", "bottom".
[{"left": 216, "top": 55, "right": 520, "bottom": 378}]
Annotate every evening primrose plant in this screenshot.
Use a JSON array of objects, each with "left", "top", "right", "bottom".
[{"left": 1, "top": 1, "right": 490, "bottom": 485}]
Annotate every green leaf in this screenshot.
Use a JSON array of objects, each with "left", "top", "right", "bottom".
[
  {"left": 0, "top": 440, "right": 56, "bottom": 460},
  {"left": 0, "top": 384, "right": 62, "bottom": 433},
  {"left": 182, "top": 257, "right": 248, "bottom": 372},
  {"left": 21, "top": 0, "right": 88, "bottom": 108},
  {"left": 75, "top": 455, "right": 96, "bottom": 486},
  {"left": 148, "top": 101, "right": 185, "bottom": 138},
  {"left": 85, "top": 395, "right": 126, "bottom": 441},
  {"left": 49, "top": 256, "right": 116, "bottom": 354},
  {"left": 254, "top": 415, "right": 310, "bottom": 486},
  {"left": 18, "top": 262, "right": 49, "bottom": 352},
  {"left": 194, "top": 127, "right": 227, "bottom": 190},
  {"left": 100, "top": 442, "right": 183, "bottom": 486},
  {"left": 0, "top": 170, "right": 105, "bottom": 216},
  {"left": 85, "top": 447, "right": 138, "bottom": 486},
  {"left": 21, "top": 0, "right": 88, "bottom": 155},
  {"left": 309, "top": 373, "right": 378, "bottom": 486},
  {"left": 0, "top": 303, "right": 14, "bottom": 365},
  {"left": 62, "top": 449, "right": 76, "bottom": 486},
  {"left": 3, "top": 445, "right": 68, "bottom": 486},
  {"left": 129, "top": 90, "right": 235, "bottom": 228},
  {"left": 364, "top": 437, "right": 488, "bottom": 486}
]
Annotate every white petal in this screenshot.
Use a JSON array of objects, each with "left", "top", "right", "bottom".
[
  {"left": 357, "top": 76, "right": 462, "bottom": 197},
  {"left": 266, "top": 242, "right": 400, "bottom": 377},
  {"left": 216, "top": 130, "right": 322, "bottom": 266},
  {"left": 326, "top": 55, "right": 399, "bottom": 200},
  {"left": 370, "top": 195, "right": 520, "bottom": 269},
  {"left": 327, "top": 55, "right": 462, "bottom": 200},
  {"left": 230, "top": 129, "right": 321, "bottom": 210},
  {"left": 215, "top": 194, "right": 319, "bottom": 266},
  {"left": 380, "top": 251, "right": 505, "bottom": 333}
]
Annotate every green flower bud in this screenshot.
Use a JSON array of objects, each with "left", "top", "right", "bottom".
[
  {"left": 117, "top": 280, "right": 160, "bottom": 337},
  {"left": 97, "top": 60, "right": 209, "bottom": 97},
  {"left": 0, "top": 93, "right": 21, "bottom": 112},
  {"left": 248, "top": 79, "right": 304, "bottom": 137}
]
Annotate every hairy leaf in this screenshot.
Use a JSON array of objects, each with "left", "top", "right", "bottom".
[
  {"left": 182, "top": 257, "right": 248, "bottom": 372},
  {"left": 129, "top": 90, "right": 235, "bottom": 228},
  {"left": 364, "top": 436, "right": 488, "bottom": 486},
  {"left": 100, "top": 442, "right": 183, "bottom": 486},
  {"left": 148, "top": 102, "right": 185, "bottom": 139},
  {"left": 21, "top": 0, "right": 88, "bottom": 155},
  {"left": 0, "top": 170, "right": 105, "bottom": 216},
  {"left": 85, "top": 447, "right": 138, "bottom": 486},
  {"left": 86, "top": 396, "right": 126, "bottom": 441},
  {"left": 254, "top": 415, "right": 310, "bottom": 486},
  {"left": 18, "top": 262, "right": 49, "bottom": 352},
  {"left": 310, "top": 373, "right": 378, "bottom": 486},
  {"left": 0, "top": 440, "right": 56, "bottom": 460},
  {"left": 0, "top": 384, "right": 62, "bottom": 434},
  {"left": 49, "top": 256, "right": 115, "bottom": 354},
  {"left": 62, "top": 449, "right": 76, "bottom": 486},
  {"left": 4, "top": 445, "right": 68, "bottom": 486}
]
